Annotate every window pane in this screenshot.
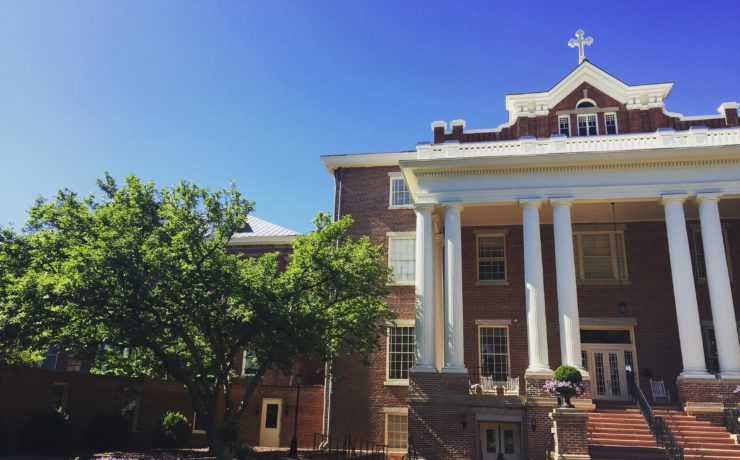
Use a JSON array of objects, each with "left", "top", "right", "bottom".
[
  {"left": 581, "top": 234, "right": 613, "bottom": 279},
  {"left": 387, "top": 415, "right": 408, "bottom": 449},
  {"left": 391, "top": 178, "right": 411, "bottom": 207},
  {"left": 478, "top": 236, "right": 506, "bottom": 281},
  {"left": 605, "top": 113, "right": 617, "bottom": 134},
  {"left": 265, "top": 404, "right": 279, "bottom": 429},
  {"left": 559, "top": 117, "right": 570, "bottom": 136},
  {"left": 388, "top": 326, "right": 415, "bottom": 380},
  {"left": 390, "top": 238, "right": 415, "bottom": 282},
  {"left": 479, "top": 327, "right": 509, "bottom": 381}
]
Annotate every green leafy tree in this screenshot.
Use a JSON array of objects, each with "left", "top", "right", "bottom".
[{"left": 0, "top": 174, "right": 394, "bottom": 458}]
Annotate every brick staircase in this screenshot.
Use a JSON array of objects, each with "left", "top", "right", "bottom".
[
  {"left": 588, "top": 404, "right": 740, "bottom": 459},
  {"left": 655, "top": 407, "right": 740, "bottom": 459},
  {"left": 588, "top": 405, "right": 665, "bottom": 459}
]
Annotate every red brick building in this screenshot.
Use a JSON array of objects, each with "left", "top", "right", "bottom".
[{"left": 321, "top": 47, "right": 740, "bottom": 459}]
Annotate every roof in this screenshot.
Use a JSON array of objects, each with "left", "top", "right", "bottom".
[{"left": 230, "top": 215, "right": 299, "bottom": 245}]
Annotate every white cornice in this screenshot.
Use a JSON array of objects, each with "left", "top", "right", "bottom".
[{"left": 320, "top": 150, "right": 416, "bottom": 174}]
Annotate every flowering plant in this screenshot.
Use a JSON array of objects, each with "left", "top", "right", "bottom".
[{"left": 543, "top": 379, "right": 585, "bottom": 396}]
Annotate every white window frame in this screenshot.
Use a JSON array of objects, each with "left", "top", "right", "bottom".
[
  {"left": 573, "top": 230, "right": 628, "bottom": 282},
  {"left": 604, "top": 112, "right": 618, "bottom": 135},
  {"left": 383, "top": 408, "right": 409, "bottom": 452},
  {"left": 385, "top": 319, "right": 415, "bottom": 386},
  {"left": 387, "top": 232, "right": 415, "bottom": 286},
  {"left": 52, "top": 382, "right": 69, "bottom": 412},
  {"left": 388, "top": 173, "right": 413, "bottom": 209},
  {"left": 477, "top": 325, "right": 511, "bottom": 384},
  {"left": 192, "top": 411, "right": 206, "bottom": 434},
  {"left": 241, "top": 350, "right": 258, "bottom": 377},
  {"left": 577, "top": 113, "right": 599, "bottom": 136},
  {"left": 476, "top": 231, "right": 508, "bottom": 283},
  {"left": 692, "top": 227, "right": 733, "bottom": 282},
  {"left": 558, "top": 115, "right": 571, "bottom": 136}
]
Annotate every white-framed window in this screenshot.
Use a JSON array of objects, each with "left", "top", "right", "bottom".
[
  {"left": 604, "top": 112, "right": 618, "bottom": 135},
  {"left": 479, "top": 326, "right": 510, "bottom": 382},
  {"left": 42, "top": 345, "right": 60, "bottom": 370},
  {"left": 385, "top": 411, "right": 408, "bottom": 450},
  {"left": 577, "top": 114, "right": 598, "bottom": 136},
  {"left": 121, "top": 386, "right": 141, "bottom": 432},
  {"left": 386, "top": 322, "right": 415, "bottom": 384},
  {"left": 389, "top": 175, "right": 412, "bottom": 208},
  {"left": 693, "top": 229, "right": 733, "bottom": 281},
  {"left": 387, "top": 232, "right": 415, "bottom": 285},
  {"left": 573, "top": 231, "right": 628, "bottom": 281},
  {"left": 51, "top": 382, "right": 69, "bottom": 412},
  {"left": 477, "top": 233, "right": 507, "bottom": 282},
  {"left": 558, "top": 116, "right": 571, "bottom": 136},
  {"left": 241, "top": 350, "right": 259, "bottom": 377},
  {"left": 703, "top": 324, "right": 740, "bottom": 374}
]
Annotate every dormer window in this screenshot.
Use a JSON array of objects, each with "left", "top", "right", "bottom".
[{"left": 577, "top": 114, "right": 598, "bottom": 136}]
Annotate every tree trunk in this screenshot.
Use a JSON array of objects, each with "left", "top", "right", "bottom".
[{"left": 208, "top": 436, "right": 233, "bottom": 460}]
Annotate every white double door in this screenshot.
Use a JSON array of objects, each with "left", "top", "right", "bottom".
[
  {"left": 583, "top": 346, "right": 634, "bottom": 401},
  {"left": 479, "top": 422, "right": 521, "bottom": 460}
]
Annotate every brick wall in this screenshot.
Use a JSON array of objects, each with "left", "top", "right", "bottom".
[
  {"left": 0, "top": 366, "right": 323, "bottom": 454},
  {"left": 551, "top": 408, "right": 589, "bottom": 456}
]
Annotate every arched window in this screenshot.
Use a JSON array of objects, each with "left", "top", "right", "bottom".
[{"left": 576, "top": 100, "right": 596, "bottom": 108}]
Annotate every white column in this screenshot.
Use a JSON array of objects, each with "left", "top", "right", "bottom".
[
  {"left": 521, "top": 200, "right": 551, "bottom": 374},
  {"left": 442, "top": 203, "right": 467, "bottom": 373},
  {"left": 661, "top": 195, "right": 713, "bottom": 378},
  {"left": 698, "top": 193, "right": 740, "bottom": 378},
  {"left": 551, "top": 199, "right": 584, "bottom": 372},
  {"left": 412, "top": 204, "right": 435, "bottom": 372},
  {"left": 433, "top": 233, "right": 445, "bottom": 371}
]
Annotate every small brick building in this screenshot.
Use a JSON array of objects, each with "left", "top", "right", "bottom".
[{"left": 321, "top": 57, "right": 740, "bottom": 459}]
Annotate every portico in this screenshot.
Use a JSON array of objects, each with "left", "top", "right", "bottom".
[{"left": 403, "top": 129, "right": 740, "bottom": 392}]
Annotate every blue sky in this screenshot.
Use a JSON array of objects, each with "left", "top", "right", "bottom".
[{"left": 1, "top": 1, "right": 738, "bottom": 233}]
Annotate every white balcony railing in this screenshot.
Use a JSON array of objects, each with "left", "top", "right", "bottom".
[{"left": 416, "top": 126, "right": 740, "bottom": 160}]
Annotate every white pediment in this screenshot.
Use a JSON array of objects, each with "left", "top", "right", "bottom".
[{"left": 504, "top": 61, "right": 674, "bottom": 122}]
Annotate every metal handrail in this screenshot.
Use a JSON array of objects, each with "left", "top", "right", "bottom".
[
  {"left": 723, "top": 402, "right": 740, "bottom": 434},
  {"left": 626, "top": 370, "right": 684, "bottom": 460},
  {"left": 313, "top": 432, "right": 388, "bottom": 459}
]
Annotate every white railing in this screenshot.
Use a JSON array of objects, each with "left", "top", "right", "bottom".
[{"left": 416, "top": 126, "right": 740, "bottom": 160}]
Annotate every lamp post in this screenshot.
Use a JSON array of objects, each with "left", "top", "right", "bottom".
[{"left": 289, "top": 374, "right": 303, "bottom": 456}]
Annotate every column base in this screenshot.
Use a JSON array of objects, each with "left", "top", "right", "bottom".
[
  {"left": 525, "top": 367, "right": 553, "bottom": 378},
  {"left": 720, "top": 370, "right": 740, "bottom": 379},
  {"left": 410, "top": 364, "right": 437, "bottom": 373},
  {"left": 679, "top": 370, "right": 716, "bottom": 379},
  {"left": 441, "top": 365, "right": 468, "bottom": 374}
]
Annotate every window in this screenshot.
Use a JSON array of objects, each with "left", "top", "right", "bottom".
[
  {"left": 385, "top": 413, "right": 408, "bottom": 450},
  {"left": 389, "top": 176, "right": 412, "bottom": 208},
  {"left": 242, "top": 350, "right": 259, "bottom": 377},
  {"left": 387, "top": 325, "right": 415, "bottom": 382},
  {"left": 703, "top": 325, "right": 740, "bottom": 374},
  {"left": 477, "top": 234, "right": 507, "bottom": 281},
  {"left": 479, "top": 327, "right": 510, "bottom": 382},
  {"left": 577, "top": 114, "right": 598, "bottom": 136},
  {"left": 573, "top": 231, "right": 628, "bottom": 281},
  {"left": 604, "top": 112, "right": 618, "bottom": 134},
  {"left": 577, "top": 100, "right": 596, "bottom": 108},
  {"left": 388, "top": 233, "right": 415, "bottom": 284},
  {"left": 693, "top": 229, "right": 733, "bottom": 280},
  {"left": 121, "top": 387, "right": 141, "bottom": 432},
  {"left": 558, "top": 116, "right": 570, "bottom": 136},
  {"left": 51, "top": 382, "right": 69, "bottom": 412},
  {"left": 192, "top": 411, "right": 206, "bottom": 433},
  {"left": 41, "top": 345, "right": 60, "bottom": 370}
]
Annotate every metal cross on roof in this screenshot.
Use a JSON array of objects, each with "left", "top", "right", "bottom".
[{"left": 568, "top": 29, "right": 593, "bottom": 64}]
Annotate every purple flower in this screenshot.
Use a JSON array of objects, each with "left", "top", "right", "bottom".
[{"left": 543, "top": 379, "right": 585, "bottom": 396}]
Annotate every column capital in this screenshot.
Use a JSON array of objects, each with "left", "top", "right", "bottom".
[
  {"left": 660, "top": 194, "right": 689, "bottom": 206},
  {"left": 696, "top": 193, "right": 723, "bottom": 204},
  {"left": 413, "top": 203, "right": 436, "bottom": 212},
  {"left": 550, "top": 198, "right": 574, "bottom": 208},
  {"left": 519, "top": 199, "right": 543, "bottom": 209},
  {"left": 440, "top": 202, "right": 464, "bottom": 211}
]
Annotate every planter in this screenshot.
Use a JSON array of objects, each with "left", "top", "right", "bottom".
[{"left": 556, "top": 387, "right": 577, "bottom": 408}]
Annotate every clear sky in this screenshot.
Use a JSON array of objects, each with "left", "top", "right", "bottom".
[{"left": 1, "top": 1, "right": 738, "bottom": 233}]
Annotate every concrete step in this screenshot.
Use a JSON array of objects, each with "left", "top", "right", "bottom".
[{"left": 588, "top": 445, "right": 666, "bottom": 459}]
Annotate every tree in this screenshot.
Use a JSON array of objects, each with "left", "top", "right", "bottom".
[{"left": 0, "top": 174, "right": 394, "bottom": 458}]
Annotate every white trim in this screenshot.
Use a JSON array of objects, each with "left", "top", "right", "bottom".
[
  {"left": 394, "top": 319, "right": 415, "bottom": 327},
  {"left": 382, "top": 406, "right": 409, "bottom": 414},
  {"left": 577, "top": 113, "right": 599, "bottom": 136},
  {"left": 576, "top": 97, "right": 599, "bottom": 108},
  {"left": 388, "top": 175, "right": 413, "bottom": 209},
  {"left": 385, "top": 324, "right": 415, "bottom": 385},
  {"left": 387, "top": 232, "right": 416, "bottom": 286},
  {"left": 573, "top": 230, "right": 628, "bottom": 282},
  {"left": 320, "top": 150, "right": 416, "bottom": 173},
  {"left": 475, "top": 319, "right": 513, "bottom": 326},
  {"left": 384, "top": 411, "right": 409, "bottom": 452},
  {"left": 558, "top": 115, "right": 571, "bottom": 136},
  {"left": 476, "top": 232, "right": 508, "bottom": 282},
  {"left": 604, "top": 112, "right": 619, "bottom": 135}
]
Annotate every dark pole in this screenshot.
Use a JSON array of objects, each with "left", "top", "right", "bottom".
[{"left": 290, "top": 382, "right": 301, "bottom": 456}]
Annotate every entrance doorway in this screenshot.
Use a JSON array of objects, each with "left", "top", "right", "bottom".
[
  {"left": 479, "top": 422, "right": 521, "bottom": 460},
  {"left": 259, "top": 398, "right": 283, "bottom": 447},
  {"left": 581, "top": 328, "right": 637, "bottom": 401}
]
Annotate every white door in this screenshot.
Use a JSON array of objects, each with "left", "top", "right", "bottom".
[
  {"left": 259, "top": 398, "right": 282, "bottom": 447},
  {"left": 589, "top": 349, "right": 629, "bottom": 401},
  {"left": 479, "top": 422, "right": 521, "bottom": 460}
]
